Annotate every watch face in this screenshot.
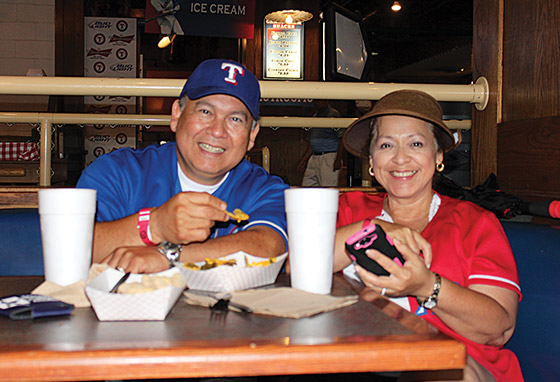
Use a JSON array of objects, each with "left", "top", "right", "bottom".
[
  {"left": 167, "top": 251, "right": 180, "bottom": 261},
  {"left": 424, "top": 300, "right": 437, "bottom": 310},
  {"left": 158, "top": 242, "right": 182, "bottom": 262}
]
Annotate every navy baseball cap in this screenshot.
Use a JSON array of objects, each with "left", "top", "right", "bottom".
[{"left": 180, "top": 59, "right": 261, "bottom": 120}]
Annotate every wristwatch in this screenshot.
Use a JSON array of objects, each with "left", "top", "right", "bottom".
[
  {"left": 416, "top": 272, "right": 442, "bottom": 310},
  {"left": 157, "top": 241, "right": 182, "bottom": 267}
]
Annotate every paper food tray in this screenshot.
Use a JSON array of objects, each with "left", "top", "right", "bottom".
[
  {"left": 85, "top": 267, "right": 188, "bottom": 321},
  {"left": 182, "top": 251, "right": 287, "bottom": 293}
]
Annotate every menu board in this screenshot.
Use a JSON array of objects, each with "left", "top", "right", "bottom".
[{"left": 263, "top": 20, "right": 304, "bottom": 80}]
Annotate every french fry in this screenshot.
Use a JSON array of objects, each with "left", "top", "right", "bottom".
[
  {"left": 225, "top": 208, "right": 249, "bottom": 222},
  {"left": 183, "top": 255, "right": 277, "bottom": 271},
  {"left": 244, "top": 256, "right": 277, "bottom": 267}
]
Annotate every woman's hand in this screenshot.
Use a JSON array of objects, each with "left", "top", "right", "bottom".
[
  {"left": 375, "top": 220, "right": 433, "bottom": 268},
  {"left": 334, "top": 219, "right": 432, "bottom": 274},
  {"left": 355, "top": 236, "right": 434, "bottom": 298},
  {"left": 356, "top": 237, "right": 519, "bottom": 346}
]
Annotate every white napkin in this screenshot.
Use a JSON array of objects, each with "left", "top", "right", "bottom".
[{"left": 30, "top": 263, "right": 109, "bottom": 308}]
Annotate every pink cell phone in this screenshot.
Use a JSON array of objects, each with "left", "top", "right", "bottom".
[{"left": 345, "top": 223, "right": 405, "bottom": 276}]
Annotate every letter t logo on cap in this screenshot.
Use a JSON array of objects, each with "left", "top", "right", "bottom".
[{"left": 221, "top": 62, "right": 244, "bottom": 85}]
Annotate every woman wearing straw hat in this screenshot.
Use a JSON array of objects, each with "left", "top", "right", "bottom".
[{"left": 334, "top": 90, "right": 522, "bottom": 381}]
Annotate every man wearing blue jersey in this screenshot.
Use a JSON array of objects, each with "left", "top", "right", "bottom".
[{"left": 77, "top": 59, "right": 288, "bottom": 273}]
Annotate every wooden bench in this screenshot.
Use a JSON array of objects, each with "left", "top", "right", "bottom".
[{"left": 0, "top": 186, "right": 40, "bottom": 209}]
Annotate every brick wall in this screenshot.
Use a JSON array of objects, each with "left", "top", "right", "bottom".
[{"left": 0, "top": 0, "right": 55, "bottom": 111}]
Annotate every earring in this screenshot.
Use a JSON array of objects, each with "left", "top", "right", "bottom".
[
  {"left": 368, "top": 166, "right": 374, "bottom": 177},
  {"left": 436, "top": 163, "right": 445, "bottom": 172}
]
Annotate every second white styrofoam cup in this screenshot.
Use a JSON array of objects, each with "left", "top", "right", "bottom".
[{"left": 285, "top": 188, "right": 339, "bottom": 295}]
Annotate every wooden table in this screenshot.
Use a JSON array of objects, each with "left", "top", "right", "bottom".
[{"left": 0, "top": 274, "right": 465, "bottom": 381}]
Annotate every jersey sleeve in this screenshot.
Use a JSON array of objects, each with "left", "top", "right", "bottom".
[
  {"left": 465, "top": 212, "right": 522, "bottom": 298},
  {"left": 76, "top": 145, "right": 177, "bottom": 223},
  {"left": 76, "top": 153, "right": 133, "bottom": 222},
  {"left": 215, "top": 161, "right": 289, "bottom": 246},
  {"left": 240, "top": 179, "right": 289, "bottom": 245}
]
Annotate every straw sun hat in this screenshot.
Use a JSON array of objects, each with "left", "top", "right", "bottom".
[{"left": 343, "top": 90, "right": 461, "bottom": 158}]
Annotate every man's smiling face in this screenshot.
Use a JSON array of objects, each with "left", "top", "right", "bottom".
[{"left": 170, "top": 93, "right": 259, "bottom": 185}]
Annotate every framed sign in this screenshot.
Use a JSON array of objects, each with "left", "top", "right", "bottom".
[{"left": 263, "top": 20, "right": 304, "bottom": 80}]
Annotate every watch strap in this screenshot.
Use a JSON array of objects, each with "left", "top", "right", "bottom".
[
  {"left": 157, "top": 241, "right": 182, "bottom": 267},
  {"left": 416, "top": 272, "right": 441, "bottom": 309},
  {"left": 137, "top": 208, "right": 156, "bottom": 246}
]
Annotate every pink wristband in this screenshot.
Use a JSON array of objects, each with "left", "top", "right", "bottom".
[{"left": 137, "top": 208, "right": 156, "bottom": 246}]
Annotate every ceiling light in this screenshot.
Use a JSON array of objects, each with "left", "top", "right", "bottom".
[
  {"left": 265, "top": 9, "right": 313, "bottom": 24},
  {"left": 391, "top": 1, "right": 402, "bottom": 12},
  {"left": 146, "top": 7, "right": 180, "bottom": 48},
  {"left": 158, "top": 33, "right": 175, "bottom": 49}
]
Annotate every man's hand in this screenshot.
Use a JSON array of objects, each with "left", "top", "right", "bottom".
[
  {"left": 102, "top": 246, "right": 169, "bottom": 273},
  {"left": 149, "top": 192, "right": 229, "bottom": 245}
]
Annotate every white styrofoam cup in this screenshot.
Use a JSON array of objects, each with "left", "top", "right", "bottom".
[{"left": 38, "top": 188, "right": 97, "bottom": 286}]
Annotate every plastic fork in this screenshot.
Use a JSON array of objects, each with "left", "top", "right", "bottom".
[
  {"left": 210, "top": 293, "right": 252, "bottom": 313},
  {"left": 109, "top": 272, "right": 131, "bottom": 293}
]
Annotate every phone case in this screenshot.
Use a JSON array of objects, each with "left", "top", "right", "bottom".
[{"left": 344, "top": 223, "right": 405, "bottom": 276}]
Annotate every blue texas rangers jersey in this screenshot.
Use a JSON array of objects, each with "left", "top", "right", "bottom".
[{"left": 76, "top": 142, "right": 288, "bottom": 244}]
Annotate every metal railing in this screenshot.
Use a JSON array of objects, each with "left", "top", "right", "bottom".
[{"left": 0, "top": 76, "right": 486, "bottom": 185}]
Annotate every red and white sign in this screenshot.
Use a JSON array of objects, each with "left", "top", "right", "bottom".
[{"left": 83, "top": 17, "right": 138, "bottom": 166}]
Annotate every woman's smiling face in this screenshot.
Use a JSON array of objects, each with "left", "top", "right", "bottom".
[{"left": 370, "top": 115, "right": 443, "bottom": 201}]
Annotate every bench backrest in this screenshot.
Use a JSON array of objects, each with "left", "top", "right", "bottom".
[
  {"left": 501, "top": 221, "right": 560, "bottom": 381},
  {"left": 0, "top": 208, "right": 43, "bottom": 276}
]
